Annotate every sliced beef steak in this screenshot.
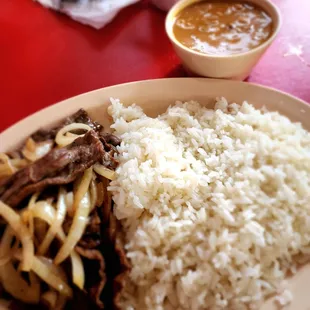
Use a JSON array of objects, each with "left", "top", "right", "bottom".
[
  {"left": 31, "top": 109, "right": 103, "bottom": 142},
  {"left": 0, "top": 130, "right": 114, "bottom": 207}
]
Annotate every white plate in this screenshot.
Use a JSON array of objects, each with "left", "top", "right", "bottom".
[{"left": 1, "top": 78, "right": 310, "bottom": 309}]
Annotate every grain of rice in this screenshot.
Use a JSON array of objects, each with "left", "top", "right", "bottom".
[{"left": 108, "top": 98, "right": 310, "bottom": 309}]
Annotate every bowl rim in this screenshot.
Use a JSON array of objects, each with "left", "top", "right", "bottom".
[{"left": 165, "top": 0, "right": 282, "bottom": 59}]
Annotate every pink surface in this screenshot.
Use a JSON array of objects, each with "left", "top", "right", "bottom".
[{"left": 0, "top": 0, "right": 309, "bottom": 132}]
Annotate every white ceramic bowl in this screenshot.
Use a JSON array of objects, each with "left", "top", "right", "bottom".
[{"left": 165, "top": 0, "right": 282, "bottom": 80}]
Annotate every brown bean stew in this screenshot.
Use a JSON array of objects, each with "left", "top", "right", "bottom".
[{"left": 173, "top": 1, "right": 273, "bottom": 55}]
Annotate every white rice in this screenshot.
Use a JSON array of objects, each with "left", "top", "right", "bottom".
[{"left": 108, "top": 98, "right": 310, "bottom": 310}]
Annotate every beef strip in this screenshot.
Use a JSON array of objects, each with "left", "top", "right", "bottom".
[
  {"left": 100, "top": 133, "right": 121, "bottom": 148},
  {"left": 8, "top": 290, "right": 97, "bottom": 310},
  {"left": 63, "top": 208, "right": 102, "bottom": 251},
  {"left": 0, "top": 177, "right": 9, "bottom": 191},
  {"left": 75, "top": 246, "right": 106, "bottom": 309},
  {"left": 78, "top": 210, "right": 102, "bottom": 249},
  {"left": 109, "top": 214, "right": 131, "bottom": 310},
  {"left": 66, "top": 288, "right": 99, "bottom": 310},
  {"left": 98, "top": 180, "right": 131, "bottom": 310},
  {"left": 69, "top": 176, "right": 130, "bottom": 310},
  {"left": 64, "top": 208, "right": 106, "bottom": 309},
  {"left": 99, "top": 134, "right": 120, "bottom": 170},
  {"left": 1, "top": 109, "right": 127, "bottom": 309},
  {"left": 65, "top": 109, "right": 103, "bottom": 133},
  {"left": 31, "top": 109, "right": 102, "bottom": 142},
  {"left": 0, "top": 130, "right": 108, "bottom": 207}
]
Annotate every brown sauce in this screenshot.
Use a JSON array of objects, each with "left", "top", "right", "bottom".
[{"left": 173, "top": 1, "right": 273, "bottom": 55}]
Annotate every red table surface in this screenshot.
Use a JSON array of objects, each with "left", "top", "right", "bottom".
[{"left": 0, "top": 0, "right": 309, "bottom": 133}]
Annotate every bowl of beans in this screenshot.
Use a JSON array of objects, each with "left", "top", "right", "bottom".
[{"left": 165, "top": 0, "right": 282, "bottom": 80}]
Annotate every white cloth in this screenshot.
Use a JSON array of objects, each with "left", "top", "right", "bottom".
[{"left": 36, "top": 0, "right": 139, "bottom": 29}]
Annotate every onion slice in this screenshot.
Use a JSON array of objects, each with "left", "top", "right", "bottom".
[
  {"left": 0, "top": 153, "right": 15, "bottom": 178},
  {"left": 30, "top": 201, "right": 85, "bottom": 288},
  {"left": 71, "top": 251, "right": 85, "bottom": 290},
  {"left": 0, "top": 262, "right": 40, "bottom": 304},
  {"left": 0, "top": 240, "right": 19, "bottom": 267},
  {"left": 31, "top": 256, "right": 73, "bottom": 297},
  {"left": 0, "top": 226, "right": 14, "bottom": 257},
  {"left": 31, "top": 201, "right": 56, "bottom": 225},
  {"left": 22, "top": 138, "right": 53, "bottom": 162},
  {"left": 10, "top": 158, "right": 29, "bottom": 169},
  {"left": 38, "top": 188, "right": 67, "bottom": 255},
  {"left": 0, "top": 226, "right": 20, "bottom": 267},
  {"left": 89, "top": 177, "right": 98, "bottom": 212},
  {"left": 41, "top": 290, "right": 58, "bottom": 309},
  {"left": 96, "top": 181, "right": 104, "bottom": 208},
  {"left": 55, "top": 123, "right": 91, "bottom": 147},
  {"left": 32, "top": 201, "right": 85, "bottom": 290},
  {"left": 25, "top": 192, "right": 39, "bottom": 240},
  {"left": 72, "top": 167, "right": 93, "bottom": 213},
  {"left": 0, "top": 201, "right": 34, "bottom": 271},
  {"left": 54, "top": 168, "right": 92, "bottom": 264},
  {"left": 54, "top": 191, "right": 91, "bottom": 264},
  {"left": 94, "top": 163, "right": 116, "bottom": 180}
]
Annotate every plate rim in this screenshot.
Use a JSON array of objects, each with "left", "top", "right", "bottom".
[{"left": 1, "top": 77, "right": 309, "bottom": 144}]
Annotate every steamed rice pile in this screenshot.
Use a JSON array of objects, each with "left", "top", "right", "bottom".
[{"left": 108, "top": 98, "right": 310, "bottom": 310}]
